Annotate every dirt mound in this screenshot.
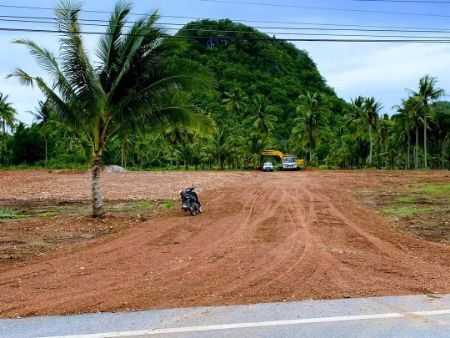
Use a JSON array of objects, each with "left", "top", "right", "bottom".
[{"left": 0, "top": 171, "right": 449, "bottom": 317}]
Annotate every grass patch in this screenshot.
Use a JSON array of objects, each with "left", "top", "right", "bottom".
[
  {"left": 112, "top": 200, "right": 154, "bottom": 212},
  {"left": 37, "top": 211, "right": 58, "bottom": 217},
  {"left": 412, "top": 183, "right": 450, "bottom": 199},
  {"left": 381, "top": 183, "right": 450, "bottom": 217},
  {"left": 0, "top": 209, "right": 26, "bottom": 219},
  {"left": 137, "top": 200, "right": 151, "bottom": 210},
  {"left": 396, "top": 196, "right": 416, "bottom": 203},
  {"left": 379, "top": 205, "right": 441, "bottom": 217},
  {"left": 161, "top": 199, "right": 176, "bottom": 209}
]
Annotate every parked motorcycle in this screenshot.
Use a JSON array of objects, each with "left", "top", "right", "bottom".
[{"left": 180, "top": 187, "right": 203, "bottom": 216}]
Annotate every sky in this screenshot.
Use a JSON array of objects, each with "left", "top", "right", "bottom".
[{"left": 1, "top": 0, "right": 450, "bottom": 124}]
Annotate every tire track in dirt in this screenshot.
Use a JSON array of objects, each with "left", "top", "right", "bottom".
[
  {"left": 257, "top": 185, "right": 314, "bottom": 289},
  {"left": 260, "top": 184, "right": 349, "bottom": 298},
  {"left": 306, "top": 182, "right": 450, "bottom": 294},
  {"left": 218, "top": 182, "right": 306, "bottom": 294},
  {"left": 309, "top": 184, "right": 446, "bottom": 272}
]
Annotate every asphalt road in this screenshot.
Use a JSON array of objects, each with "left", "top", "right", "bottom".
[{"left": 1, "top": 294, "right": 449, "bottom": 338}]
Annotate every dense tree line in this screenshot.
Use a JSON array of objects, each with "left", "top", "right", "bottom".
[{"left": 1, "top": 16, "right": 449, "bottom": 175}]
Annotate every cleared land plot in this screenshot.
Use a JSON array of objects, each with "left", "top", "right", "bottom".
[
  {"left": 0, "top": 170, "right": 449, "bottom": 318},
  {"left": 350, "top": 174, "right": 450, "bottom": 243},
  {"left": 0, "top": 171, "right": 252, "bottom": 268}
]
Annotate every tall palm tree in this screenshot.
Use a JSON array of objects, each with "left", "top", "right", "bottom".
[
  {"left": 249, "top": 94, "right": 277, "bottom": 135},
  {"left": 363, "top": 97, "right": 382, "bottom": 166},
  {"left": 348, "top": 96, "right": 382, "bottom": 166},
  {"left": 392, "top": 97, "right": 417, "bottom": 169},
  {"left": 208, "top": 128, "right": 229, "bottom": 169},
  {"left": 10, "top": 0, "right": 213, "bottom": 217},
  {"left": 223, "top": 87, "right": 247, "bottom": 126},
  {"left": 292, "top": 91, "right": 328, "bottom": 165},
  {"left": 30, "top": 100, "right": 53, "bottom": 167},
  {"left": 347, "top": 96, "right": 365, "bottom": 133},
  {"left": 0, "top": 93, "right": 16, "bottom": 164},
  {"left": 377, "top": 114, "right": 392, "bottom": 168},
  {"left": 411, "top": 75, "right": 445, "bottom": 168}
]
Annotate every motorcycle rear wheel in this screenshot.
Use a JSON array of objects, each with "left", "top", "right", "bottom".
[{"left": 189, "top": 206, "right": 197, "bottom": 216}]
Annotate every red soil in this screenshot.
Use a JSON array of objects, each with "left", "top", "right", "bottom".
[{"left": 0, "top": 170, "right": 449, "bottom": 317}]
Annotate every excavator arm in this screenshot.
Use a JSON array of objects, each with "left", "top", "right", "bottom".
[{"left": 260, "top": 150, "right": 285, "bottom": 161}]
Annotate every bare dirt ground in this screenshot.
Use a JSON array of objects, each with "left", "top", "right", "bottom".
[
  {"left": 0, "top": 170, "right": 252, "bottom": 202},
  {"left": 0, "top": 171, "right": 253, "bottom": 269},
  {"left": 0, "top": 170, "right": 449, "bottom": 318}
]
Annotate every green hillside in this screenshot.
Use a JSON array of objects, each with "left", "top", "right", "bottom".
[{"left": 175, "top": 19, "right": 347, "bottom": 143}]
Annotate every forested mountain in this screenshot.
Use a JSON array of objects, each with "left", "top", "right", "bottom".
[{"left": 175, "top": 19, "right": 347, "bottom": 143}]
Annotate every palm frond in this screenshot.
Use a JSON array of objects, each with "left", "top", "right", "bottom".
[
  {"left": 55, "top": 0, "right": 105, "bottom": 116},
  {"left": 12, "top": 39, "right": 76, "bottom": 101},
  {"left": 7, "top": 68, "right": 34, "bottom": 87},
  {"left": 97, "top": 0, "right": 131, "bottom": 87}
]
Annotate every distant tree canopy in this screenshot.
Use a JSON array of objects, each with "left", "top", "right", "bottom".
[{"left": 2, "top": 19, "right": 450, "bottom": 171}]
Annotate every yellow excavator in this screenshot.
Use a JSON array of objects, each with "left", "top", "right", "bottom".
[{"left": 260, "top": 150, "right": 304, "bottom": 170}]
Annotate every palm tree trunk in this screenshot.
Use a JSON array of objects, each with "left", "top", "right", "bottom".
[
  {"left": 92, "top": 155, "right": 105, "bottom": 218},
  {"left": 368, "top": 125, "right": 373, "bottom": 166},
  {"left": 415, "top": 126, "right": 419, "bottom": 169},
  {"left": 44, "top": 135, "right": 48, "bottom": 167},
  {"left": 385, "top": 144, "right": 388, "bottom": 168},
  {"left": 423, "top": 115, "right": 428, "bottom": 168},
  {"left": 2, "top": 121, "right": 6, "bottom": 164},
  {"left": 406, "top": 133, "right": 410, "bottom": 170},
  {"left": 120, "top": 141, "right": 125, "bottom": 168},
  {"left": 308, "top": 132, "right": 313, "bottom": 166}
]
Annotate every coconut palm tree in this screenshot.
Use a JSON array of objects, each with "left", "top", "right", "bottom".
[
  {"left": 363, "top": 97, "right": 382, "bottom": 166},
  {"left": 377, "top": 114, "right": 392, "bottom": 168},
  {"left": 348, "top": 96, "right": 382, "bottom": 166},
  {"left": 0, "top": 93, "right": 16, "bottom": 164},
  {"left": 248, "top": 94, "right": 277, "bottom": 135},
  {"left": 223, "top": 87, "right": 248, "bottom": 126},
  {"left": 10, "top": 0, "right": 213, "bottom": 217},
  {"left": 30, "top": 100, "right": 53, "bottom": 167},
  {"left": 293, "top": 91, "right": 328, "bottom": 165},
  {"left": 392, "top": 97, "right": 419, "bottom": 169},
  {"left": 410, "top": 75, "right": 445, "bottom": 168},
  {"left": 208, "top": 128, "right": 229, "bottom": 170}
]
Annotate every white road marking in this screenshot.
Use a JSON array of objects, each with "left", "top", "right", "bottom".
[{"left": 42, "top": 309, "right": 450, "bottom": 338}]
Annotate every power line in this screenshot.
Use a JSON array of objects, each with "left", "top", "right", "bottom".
[
  {"left": 4, "top": 4, "right": 450, "bottom": 32},
  {"left": 352, "top": 0, "right": 450, "bottom": 3},
  {"left": 200, "top": 0, "right": 450, "bottom": 18},
  {"left": 3, "top": 26, "right": 450, "bottom": 43},
  {"left": 4, "top": 14, "right": 450, "bottom": 34},
  {"left": 4, "top": 18, "right": 450, "bottom": 39}
]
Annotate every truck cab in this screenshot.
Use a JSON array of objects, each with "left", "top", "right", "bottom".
[{"left": 282, "top": 156, "right": 298, "bottom": 170}]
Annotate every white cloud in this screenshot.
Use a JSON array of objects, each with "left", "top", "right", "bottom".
[
  {"left": 0, "top": 33, "right": 100, "bottom": 124},
  {"left": 300, "top": 42, "right": 450, "bottom": 112}
]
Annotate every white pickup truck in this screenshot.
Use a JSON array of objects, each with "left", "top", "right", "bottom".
[{"left": 281, "top": 156, "right": 298, "bottom": 170}]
